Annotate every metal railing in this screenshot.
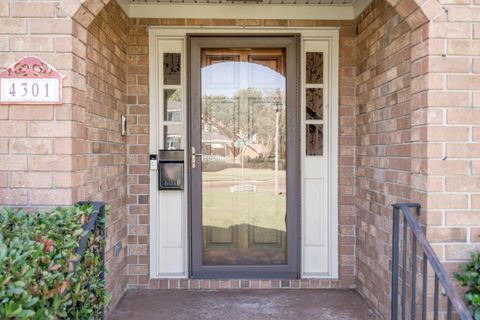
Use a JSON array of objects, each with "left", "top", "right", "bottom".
[
  {"left": 75, "top": 201, "right": 106, "bottom": 319},
  {"left": 391, "top": 203, "right": 472, "bottom": 320}
]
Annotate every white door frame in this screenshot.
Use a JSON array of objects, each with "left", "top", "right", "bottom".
[{"left": 148, "top": 26, "right": 339, "bottom": 279}]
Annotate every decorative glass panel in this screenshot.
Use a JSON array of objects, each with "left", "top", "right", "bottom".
[
  {"left": 164, "top": 125, "right": 182, "bottom": 150},
  {"left": 164, "top": 89, "right": 182, "bottom": 122},
  {"left": 306, "top": 52, "right": 323, "bottom": 84},
  {"left": 306, "top": 88, "right": 323, "bottom": 120},
  {"left": 163, "top": 53, "right": 181, "bottom": 85},
  {"left": 306, "top": 124, "right": 323, "bottom": 156}
]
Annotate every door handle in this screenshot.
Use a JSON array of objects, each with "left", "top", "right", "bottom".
[{"left": 191, "top": 147, "right": 203, "bottom": 169}]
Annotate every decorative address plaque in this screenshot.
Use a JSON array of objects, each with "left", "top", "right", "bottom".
[{"left": 0, "top": 56, "right": 65, "bottom": 105}]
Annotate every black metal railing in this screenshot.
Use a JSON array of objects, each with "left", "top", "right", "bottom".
[
  {"left": 391, "top": 203, "right": 472, "bottom": 320},
  {"left": 75, "top": 201, "right": 106, "bottom": 319}
]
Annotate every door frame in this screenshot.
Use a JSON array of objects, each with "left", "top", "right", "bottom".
[
  {"left": 188, "top": 36, "right": 300, "bottom": 279},
  {"left": 148, "top": 27, "right": 339, "bottom": 279}
]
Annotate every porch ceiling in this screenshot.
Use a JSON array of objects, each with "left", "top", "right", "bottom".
[
  {"left": 129, "top": 0, "right": 356, "bottom": 5},
  {"left": 122, "top": 0, "right": 369, "bottom": 25}
]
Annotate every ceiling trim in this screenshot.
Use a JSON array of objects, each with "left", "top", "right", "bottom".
[
  {"left": 119, "top": 1, "right": 373, "bottom": 20},
  {"left": 353, "top": 0, "right": 372, "bottom": 18},
  {"left": 127, "top": 3, "right": 354, "bottom": 19},
  {"left": 117, "top": 0, "right": 130, "bottom": 14}
]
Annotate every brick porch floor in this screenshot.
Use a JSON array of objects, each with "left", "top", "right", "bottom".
[{"left": 108, "top": 289, "right": 380, "bottom": 320}]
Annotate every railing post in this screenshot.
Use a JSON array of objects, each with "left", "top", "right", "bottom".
[
  {"left": 392, "top": 205, "right": 400, "bottom": 320},
  {"left": 402, "top": 215, "right": 408, "bottom": 320},
  {"left": 434, "top": 275, "right": 439, "bottom": 320},
  {"left": 410, "top": 234, "right": 417, "bottom": 320},
  {"left": 422, "top": 253, "right": 427, "bottom": 320}
]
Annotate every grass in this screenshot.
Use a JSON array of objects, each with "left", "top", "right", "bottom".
[
  {"left": 202, "top": 191, "right": 286, "bottom": 231},
  {"left": 202, "top": 168, "right": 286, "bottom": 182}
]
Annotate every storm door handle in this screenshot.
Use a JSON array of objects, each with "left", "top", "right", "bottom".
[{"left": 191, "top": 146, "right": 204, "bottom": 169}]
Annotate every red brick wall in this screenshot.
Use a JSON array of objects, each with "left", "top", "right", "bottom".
[
  {"left": 0, "top": 0, "right": 130, "bottom": 310},
  {"left": 125, "top": 18, "right": 358, "bottom": 288},
  {"left": 354, "top": 0, "right": 480, "bottom": 316},
  {"left": 427, "top": 0, "right": 480, "bottom": 264},
  {"left": 84, "top": 1, "right": 128, "bottom": 309},
  {"left": 125, "top": 17, "right": 150, "bottom": 282},
  {"left": 355, "top": 0, "right": 414, "bottom": 316},
  {"left": 338, "top": 20, "right": 357, "bottom": 284},
  {"left": 0, "top": 0, "right": 75, "bottom": 207}
]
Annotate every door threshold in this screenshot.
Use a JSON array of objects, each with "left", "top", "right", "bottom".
[{"left": 148, "top": 278, "right": 343, "bottom": 290}]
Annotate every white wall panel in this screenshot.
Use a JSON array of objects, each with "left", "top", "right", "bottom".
[
  {"left": 301, "top": 37, "right": 339, "bottom": 278},
  {"left": 305, "top": 179, "right": 326, "bottom": 246},
  {"left": 161, "top": 191, "right": 183, "bottom": 247},
  {"left": 149, "top": 36, "right": 188, "bottom": 278}
]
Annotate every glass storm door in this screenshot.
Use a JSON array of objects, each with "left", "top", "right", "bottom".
[{"left": 189, "top": 37, "right": 300, "bottom": 278}]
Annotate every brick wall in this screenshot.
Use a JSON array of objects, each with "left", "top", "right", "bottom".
[
  {"left": 84, "top": 1, "right": 128, "bottom": 309},
  {"left": 354, "top": 0, "right": 480, "bottom": 316},
  {"left": 0, "top": 0, "right": 129, "bottom": 310},
  {"left": 0, "top": 0, "right": 75, "bottom": 207},
  {"left": 428, "top": 0, "right": 480, "bottom": 265},
  {"left": 355, "top": 0, "right": 414, "bottom": 316},
  {"left": 125, "top": 18, "right": 357, "bottom": 288},
  {"left": 125, "top": 17, "right": 150, "bottom": 283}
]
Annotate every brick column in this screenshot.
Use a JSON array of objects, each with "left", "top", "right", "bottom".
[
  {"left": 0, "top": 1, "right": 79, "bottom": 207},
  {"left": 426, "top": 1, "right": 480, "bottom": 265},
  {"left": 0, "top": 0, "right": 128, "bottom": 310}
]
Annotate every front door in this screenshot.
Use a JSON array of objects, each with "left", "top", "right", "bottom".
[{"left": 189, "top": 36, "right": 300, "bottom": 278}]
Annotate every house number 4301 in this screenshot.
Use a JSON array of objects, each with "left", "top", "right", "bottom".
[
  {"left": 0, "top": 78, "right": 61, "bottom": 104},
  {"left": 9, "top": 82, "right": 50, "bottom": 98}
]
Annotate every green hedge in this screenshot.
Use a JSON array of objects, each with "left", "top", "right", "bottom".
[
  {"left": 455, "top": 252, "right": 480, "bottom": 320},
  {"left": 0, "top": 204, "right": 108, "bottom": 319}
]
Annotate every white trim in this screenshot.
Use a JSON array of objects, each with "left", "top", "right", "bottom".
[
  {"left": 119, "top": 1, "right": 373, "bottom": 19},
  {"left": 130, "top": 4, "right": 353, "bottom": 20},
  {"left": 148, "top": 30, "right": 159, "bottom": 278},
  {"left": 149, "top": 26, "right": 340, "bottom": 35},
  {"left": 353, "top": 0, "right": 373, "bottom": 17},
  {"left": 330, "top": 33, "right": 340, "bottom": 279},
  {"left": 149, "top": 26, "right": 339, "bottom": 279},
  {"left": 116, "top": 0, "right": 130, "bottom": 15}
]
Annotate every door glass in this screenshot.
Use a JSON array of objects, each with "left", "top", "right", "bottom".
[
  {"left": 306, "top": 88, "right": 323, "bottom": 120},
  {"left": 306, "top": 124, "right": 323, "bottom": 156},
  {"left": 305, "top": 51, "right": 324, "bottom": 156},
  {"left": 164, "top": 125, "right": 182, "bottom": 150},
  {"left": 201, "top": 49, "right": 287, "bottom": 265},
  {"left": 306, "top": 52, "right": 323, "bottom": 84},
  {"left": 164, "top": 53, "right": 181, "bottom": 85},
  {"left": 164, "top": 89, "right": 182, "bottom": 122}
]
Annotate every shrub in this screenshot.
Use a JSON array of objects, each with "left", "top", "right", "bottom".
[
  {"left": 0, "top": 203, "right": 108, "bottom": 319},
  {"left": 454, "top": 252, "right": 480, "bottom": 320}
]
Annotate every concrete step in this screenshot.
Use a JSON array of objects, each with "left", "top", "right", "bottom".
[{"left": 109, "top": 289, "right": 381, "bottom": 320}]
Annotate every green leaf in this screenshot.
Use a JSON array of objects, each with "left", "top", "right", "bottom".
[
  {"left": 26, "top": 297, "right": 39, "bottom": 307},
  {"left": 0, "top": 243, "right": 7, "bottom": 260},
  {"left": 9, "top": 287, "right": 23, "bottom": 295}
]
